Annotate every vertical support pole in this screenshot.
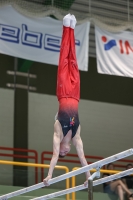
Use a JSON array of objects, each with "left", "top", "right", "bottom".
[
  {"left": 13, "top": 57, "right": 28, "bottom": 186},
  {"left": 88, "top": 179, "right": 93, "bottom": 200}
]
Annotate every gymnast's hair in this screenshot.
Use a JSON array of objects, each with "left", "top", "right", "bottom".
[{"left": 59, "top": 154, "right": 65, "bottom": 158}]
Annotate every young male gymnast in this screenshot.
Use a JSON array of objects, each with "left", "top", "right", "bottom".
[{"left": 43, "top": 14, "right": 90, "bottom": 186}]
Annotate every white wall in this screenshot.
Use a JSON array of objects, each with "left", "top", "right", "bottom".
[
  {"left": 0, "top": 88, "right": 14, "bottom": 185},
  {"left": 79, "top": 99, "right": 133, "bottom": 157},
  {"left": 28, "top": 93, "right": 58, "bottom": 160},
  {"left": 28, "top": 93, "right": 133, "bottom": 185}
]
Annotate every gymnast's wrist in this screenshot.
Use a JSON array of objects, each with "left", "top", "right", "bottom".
[{"left": 47, "top": 174, "right": 52, "bottom": 178}]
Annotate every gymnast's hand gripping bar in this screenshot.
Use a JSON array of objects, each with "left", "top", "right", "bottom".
[{"left": 0, "top": 148, "right": 133, "bottom": 200}]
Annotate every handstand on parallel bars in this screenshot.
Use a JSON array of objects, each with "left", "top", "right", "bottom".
[{"left": 0, "top": 148, "right": 133, "bottom": 200}]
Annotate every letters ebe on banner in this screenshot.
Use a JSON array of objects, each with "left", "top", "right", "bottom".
[
  {"left": 95, "top": 26, "right": 133, "bottom": 78},
  {"left": 0, "top": 5, "right": 90, "bottom": 71}
]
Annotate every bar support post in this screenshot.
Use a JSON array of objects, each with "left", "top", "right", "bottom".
[
  {"left": 88, "top": 169, "right": 100, "bottom": 200},
  {"left": 88, "top": 179, "right": 93, "bottom": 200}
]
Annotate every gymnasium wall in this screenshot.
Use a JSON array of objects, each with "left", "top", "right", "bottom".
[
  {"left": 28, "top": 92, "right": 133, "bottom": 187},
  {"left": 28, "top": 92, "right": 133, "bottom": 159}
]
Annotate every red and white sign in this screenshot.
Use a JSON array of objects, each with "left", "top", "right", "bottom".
[{"left": 95, "top": 26, "right": 133, "bottom": 78}]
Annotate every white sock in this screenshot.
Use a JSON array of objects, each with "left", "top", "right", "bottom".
[
  {"left": 70, "top": 15, "right": 77, "bottom": 29},
  {"left": 63, "top": 13, "right": 71, "bottom": 27}
]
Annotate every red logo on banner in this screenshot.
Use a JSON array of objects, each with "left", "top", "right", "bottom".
[{"left": 101, "top": 36, "right": 133, "bottom": 54}]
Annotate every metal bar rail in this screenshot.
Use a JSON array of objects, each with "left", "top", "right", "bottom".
[
  {"left": 71, "top": 168, "right": 128, "bottom": 200},
  {"left": 30, "top": 168, "right": 133, "bottom": 200},
  {"left": 0, "top": 160, "right": 69, "bottom": 200},
  {"left": 0, "top": 148, "right": 133, "bottom": 200}
]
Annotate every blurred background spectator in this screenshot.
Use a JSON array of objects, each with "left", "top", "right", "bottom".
[
  {"left": 103, "top": 163, "right": 133, "bottom": 200},
  {"left": 122, "top": 164, "right": 133, "bottom": 193}
]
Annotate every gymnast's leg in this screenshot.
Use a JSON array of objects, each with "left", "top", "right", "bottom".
[
  {"left": 56, "top": 14, "right": 71, "bottom": 100},
  {"left": 69, "top": 15, "right": 80, "bottom": 101}
]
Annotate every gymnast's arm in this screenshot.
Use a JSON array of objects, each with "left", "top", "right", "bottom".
[
  {"left": 72, "top": 128, "right": 90, "bottom": 185},
  {"left": 43, "top": 124, "right": 61, "bottom": 186}
]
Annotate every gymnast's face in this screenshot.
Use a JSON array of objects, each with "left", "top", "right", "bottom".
[{"left": 59, "top": 143, "right": 71, "bottom": 157}]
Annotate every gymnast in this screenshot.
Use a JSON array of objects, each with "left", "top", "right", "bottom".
[{"left": 43, "top": 14, "right": 90, "bottom": 186}]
